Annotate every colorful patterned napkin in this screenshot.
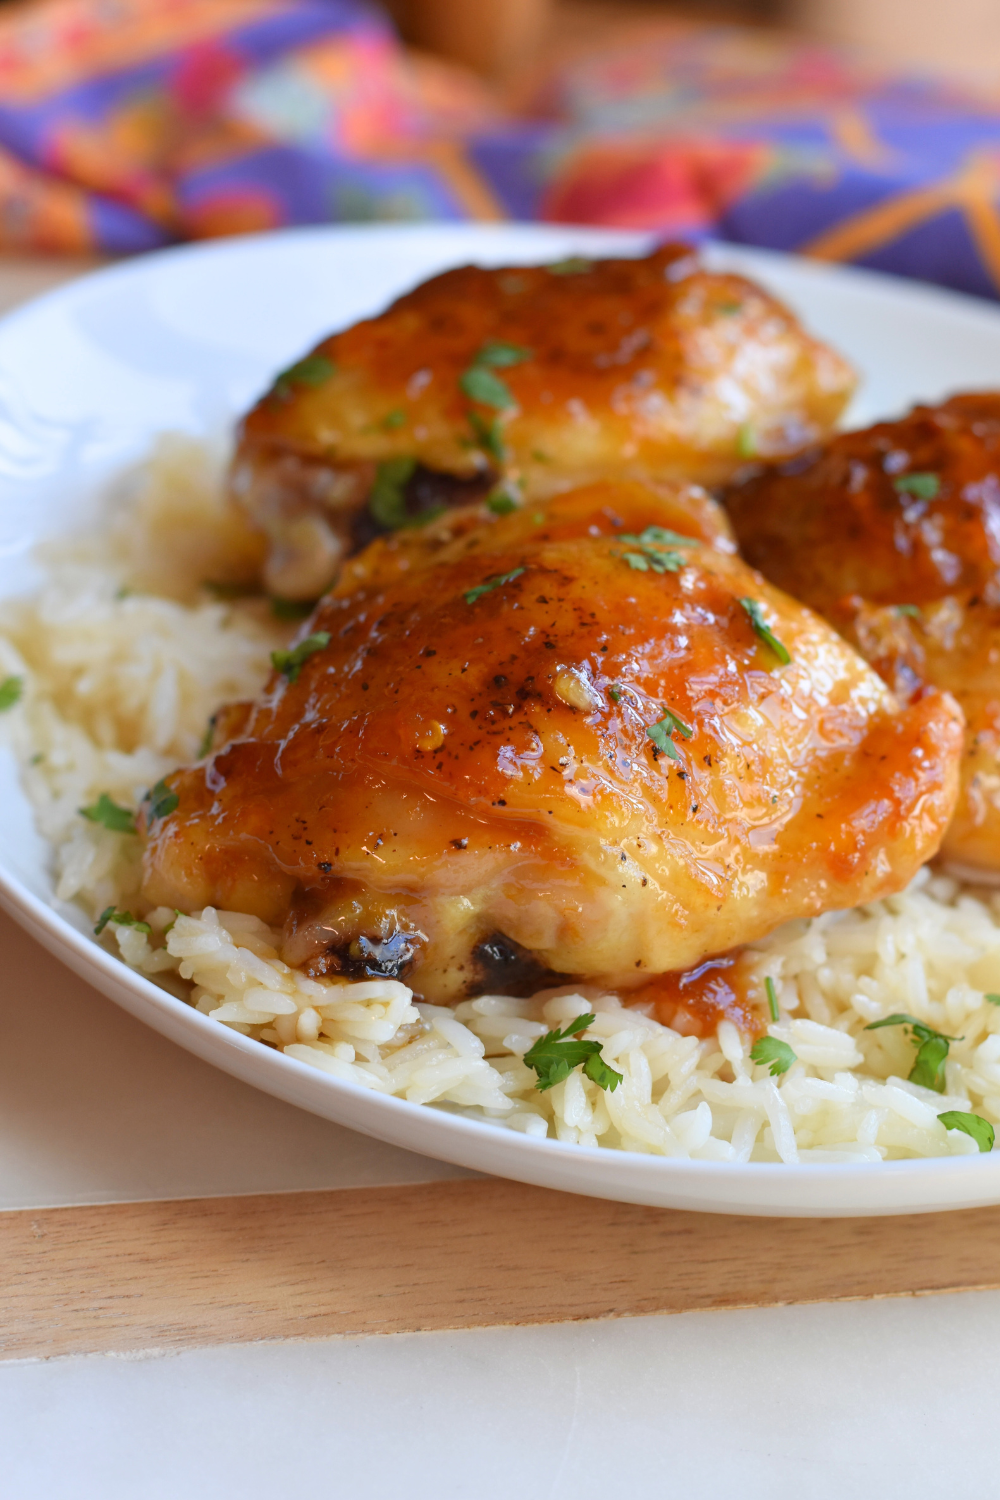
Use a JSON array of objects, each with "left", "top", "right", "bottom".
[
  {"left": 0, "top": 0, "right": 501, "bottom": 252},
  {"left": 3, "top": 0, "right": 1000, "bottom": 301},
  {"left": 484, "top": 23, "right": 1000, "bottom": 300}
]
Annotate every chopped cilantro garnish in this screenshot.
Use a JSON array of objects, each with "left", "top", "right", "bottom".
[
  {"left": 380, "top": 408, "right": 406, "bottom": 430},
  {"left": 609, "top": 685, "right": 622, "bottom": 703},
  {"left": 938, "top": 1110, "right": 995, "bottom": 1152},
  {"left": 895, "top": 604, "right": 922, "bottom": 618},
  {"left": 547, "top": 257, "right": 593, "bottom": 276},
  {"left": 94, "top": 906, "right": 151, "bottom": 937},
  {"left": 623, "top": 550, "right": 679, "bottom": 573},
  {"left": 79, "top": 794, "right": 136, "bottom": 834},
  {"left": 864, "top": 1013, "right": 962, "bottom": 1094},
  {"left": 487, "top": 490, "right": 519, "bottom": 515},
  {"left": 198, "top": 714, "right": 216, "bottom": 759},
  {"left": 271, "top": 631, "right": 331, "bottom": 684},
  {"left": 986, "top": 994, "right": 1000, "bottom": 1006},
  {"left": 147, "top": 778, "right": 179, "bottom": 821},
  {"left": 271, "top": 353, "right": 335, "bottom": 401},
  {"left": 614, "top": 527, "right": 692, "bottom": 575},
  {"left": 202, "top": 580, "right": 258, "bottom": 601},
  {"left": 0, "top": 675, "right": 23, "bottom": 711},
  {"left": 765, "top": 975, "right": 779, "bottom": 1022},
  {"left": 646, "top": 708, "right": 692, "bottom": 761},
  {"left": 270, "top": 595, "right": 316, "bottom": 621},
  {"left": 476, "top": 340, "right": 532, "bottom": 368},
  {"left": 624, "top": 526, "right": 699, "bottom": 548},
  {"left": 740, "top": 597, "right": 791, "bottom": 666},
  {"left": 893, "top": 472, "right": 939, "bottom": 500},
  {"left": 750, "top": 1035, "right": 796, "bottom": 1076},
  {"left": 737, "top": 421, "right": 757, "bottom": 459},
  {"left": 467, "top": 410, "right": 506, "bottom": 463},
  {"left": 460, "top": 364, "right": 514, "bottom": 410},
  {"left": 523, "top": 1012, "right": 623, "bottom": 1093},
  {"left": 369, "top": 456, "right": 418, "bottom": 529},
  {"left": 717, "top": 300, "right": 743, "bottom": 315},
  {"left": 464, "top": 567, "right": 525, "bottom": 605}
]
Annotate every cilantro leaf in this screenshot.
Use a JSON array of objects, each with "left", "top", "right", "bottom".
[
  {"left": 938, "top": 1110, "right": 995, "bottom": 1152},
  {"left": 380, "top": 408, "right": 406, "bottom": 430},
  {"left": 739, "top": 597, "right": 791, "bottom": 666},
  {"left": 910, "top": 1035, "right": 951, "bottom": 1092},
  {"left": 460, "top": 365, "right": 514, "bottom": 409},
  {"left": 271, "top": 354, "right": 335, "bottom": 401},
  {"left": 986, "top": 994, "right": 1000, "bottom": 1006},
  {"left": 0, "top": 675, "right": 23, "bottom": 711},
  {"left": 615, "top": 527, "right": 691, "bottom": 575},
  {"left": 271, "top": 631, "right": 331, "bottom": 684},
  {"left": 620, "top": 547, "right": 683, "bottom": 574},
  {"left": 369, "top": 456, "right": 418, "bottom": 530},
  {"left": 646, "top": 720, "right": 679, "bottom": 760},
  {"left": 621, "top": 526, "right": 700, "bottom": 549},
  {"left": 202, "top": 580, "right": 258, "bottom": 601},
  {"left": 94, "top": 906, "right": 151, "bottom": 937},
  {"left": 467, "top": 410, "right": 506, "bottom": 463},
  {"left": 750, "top": 1036, "right": 796, "bottom": 1076},
  {"left": 864, "top": 1012, "right": 962, "bottom": 1094},
  {"left": 270, "top": 596, "right": 316, "bottom": 621},
  {"left": 765, "top": 975, "right": 779, "bottom": 1022},
  {"left": 895, "top": 603, "right": 922, "bottom": 619},
  {"left": 486, "top": 490, "right": 519, "bottom": 516},
  {"left": 198, "top": 714, "right": 217, "bottom": 759},
  {"left": 464, "top": 567, "right": 525, "bottom": 605},
  {"left": 79, "top": 793, "right": 136, "bottom": 834},
  {"left": 147, "top": 778, "right": 179, "bottom": 821},
  {"left": 476, "top": 340, "right": 532, "bottom": 368},
  {"left": 523, "top": 1013, "right": 622, "bottom": 1093},
  {"left": 646, "top": 709, "right": 691, "bottom": 761},
  {"left": 737, "top": 421, "right": 757, "bottom": 459},
  {"left": 547, "top": 257, "right": 593, "bottom": 275},
  {"left": 893, "top": 472, "right": 939, "bottom": 500},
  {"left": 583, "top": 1051, "right": 625, "bottom": 1091}
]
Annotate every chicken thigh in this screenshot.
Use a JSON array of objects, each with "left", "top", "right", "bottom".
[
  {"left": 724, "top": 393, "right": 1000, "bottom": 879},
  {"left": 230, "top": 244, "right": 855, "bottom": 599},
  {"left": 141, "top": 479, "right": 961, "bottom": 1004}
]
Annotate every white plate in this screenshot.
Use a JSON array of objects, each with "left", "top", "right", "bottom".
[{"left": 4, "top": 223, "right": 1000, "bottom": 1217}]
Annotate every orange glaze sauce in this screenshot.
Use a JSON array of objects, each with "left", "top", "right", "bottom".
[{"left": 625, "top": 952, "right": 764, "bottom": 1040}]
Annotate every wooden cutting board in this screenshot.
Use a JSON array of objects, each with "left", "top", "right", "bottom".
[{"left": 6, "top": 1178, "right": 1000, "bottom": 1362}]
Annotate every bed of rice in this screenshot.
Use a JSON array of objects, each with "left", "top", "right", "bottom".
[{"left": 3, "top": 436, "right": 1000, "bottom": 1164}]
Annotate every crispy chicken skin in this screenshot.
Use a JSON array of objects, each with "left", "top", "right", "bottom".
[
  {"left": 141, "top": 480, "right": 961, "bottom": 1003},
  {"left": 230, "top": 244, "right": 856, "bottom": 598},
  {"left": 723, "top": 393, "right": 1000, "bottom": 878}
]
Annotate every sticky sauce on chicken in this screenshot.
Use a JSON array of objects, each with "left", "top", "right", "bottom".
[
  {"left": 629, "top": 952, "right": 762, "bottom": 1039},
  {"left": 230, "top": 244, "right": 855, "bottom": 598},
  {"left": 724, "top": 393, "right": 1000, "bottom": 879},
  {"left": 142, "top": 480, "right": 961, "bottom": 1003}
]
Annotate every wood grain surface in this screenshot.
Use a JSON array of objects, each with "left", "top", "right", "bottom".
[{"left": 5, "top": 1178, "right": 1000, "bottom": 1362}]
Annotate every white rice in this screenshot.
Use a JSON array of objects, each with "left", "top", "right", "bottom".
[{"left": 3, "top": 435, "right": 1000, "bottom": 1162}]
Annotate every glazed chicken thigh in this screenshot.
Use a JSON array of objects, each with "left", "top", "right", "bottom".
[
  {"left": 724, "top": 393, "right": 1000, "bottom": 879},
  {"left": 142, "top": 480, "right": 961, "bottom": 1003},
  {"left": 231, "top": 244, "right": 855, "bottom": 599}
]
